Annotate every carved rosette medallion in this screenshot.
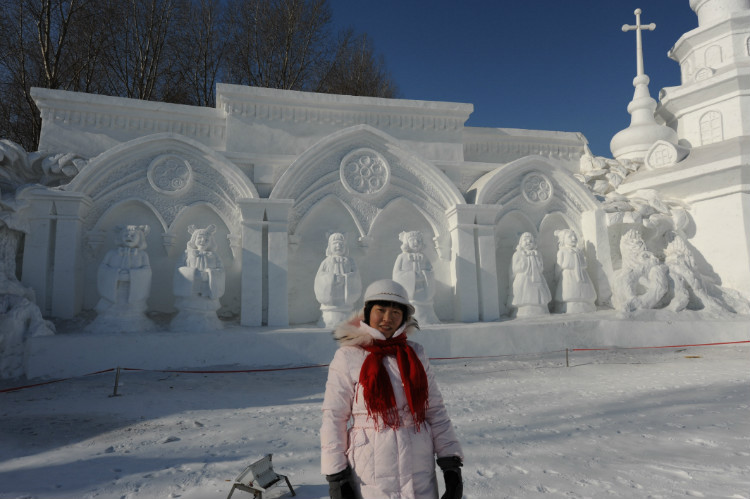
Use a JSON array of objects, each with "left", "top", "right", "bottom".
[
  {"left": 147, "top": 155, "right": 193, "bottom": 194},
  {"left": 340, "top": 148, "right": 390, "bottom": 196},
  {"left": 521, "top": 172, "right": 553, "bottom": 204}
]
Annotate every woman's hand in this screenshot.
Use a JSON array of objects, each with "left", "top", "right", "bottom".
[
  {"left": 326, "top": 466, "right": 356, "bottom": 499},
  {"left": 437, "top": 456, "right": 463, "bottom": 499}
]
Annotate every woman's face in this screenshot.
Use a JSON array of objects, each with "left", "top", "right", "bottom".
[{"left": 369, "top": 304, "right": 404, "bottom": 338}]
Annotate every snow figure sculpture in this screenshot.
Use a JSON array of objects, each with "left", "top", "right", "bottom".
[
  {"left": 663, "top": 234, "right": 730, "bottom": 315},
  {"left": 393, "top": 230, "right": 439, "bottom": 324},
  {"left": 612, "top": 229, "right": 668, "bottom": 314},
  {"left": 509, "top": 232, "right": 551, "bottom": 317},
  {"left": 0, "top": 225, "right": 54, "bottom": 377},
  {"left": 553, "top": 229, "right": 597, "bottom": 314},
  {"left": 314, "top": 233, "right": 362, "bottom": 328},
  {"left": 171, "top": 224, "right": 225, "bottom": 332},
  {"left": 88, "top": 225, "right": 153, "bottom": 332}
]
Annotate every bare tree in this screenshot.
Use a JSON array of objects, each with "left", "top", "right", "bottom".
[
  {"left": 103, "top": 0, "right": 178, "bottom": 101},
  {"left": 223, "top": 0, "right": 333, "bottom": 90},
  {"left": 168, "top": 0, "right": 225, "bottom": 106},
  {"left": 317, "top": 30, "right": 398, "bottom": 98},
  {"left": 0, "top": 0, "right": 105, "bottom": 150},
  {"left": 0, "top": 0, "right": 399, "bottom": 150}
]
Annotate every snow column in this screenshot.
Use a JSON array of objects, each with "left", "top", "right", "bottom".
[
  {"left": 445, "top": 205, "right": 479, "bottom": 322},
  {"left": 238, "top": 198, "right": 294, "bottom": 326},
  {"left": 475, "top": 205, "right": 504, "bottom": 321},
  {"left": 18, "top": 186, "right": 92, "bottom": 318},
  {"left": 580, "top": 207, "right": 613, "bottom": 306}
]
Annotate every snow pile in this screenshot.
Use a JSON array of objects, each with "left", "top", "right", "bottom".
[{"left": 1, "top": 344, "right": 749, "bottom": 498}]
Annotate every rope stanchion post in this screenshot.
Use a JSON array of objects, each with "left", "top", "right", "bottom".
[
  {"left": 566, "top": 348, "right": 569, "bottom": 368},
  {"left": 109, "top": 367, "right": 122, "bottom": 397}
]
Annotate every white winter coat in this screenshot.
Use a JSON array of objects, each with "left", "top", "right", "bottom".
[{"left": 320, "top": 315, "right": 463, "bottom": 499}]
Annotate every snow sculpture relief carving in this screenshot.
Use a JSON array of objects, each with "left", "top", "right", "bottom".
[
  {"left": 577, "top": 147, "right": 639, "bottom": 195},
  {"left": 509, "top": 232, "right": 551, "bottom": 317},
  {"left": 340, "top": 148, "right": 390, "bottom": 195},
  {"left": 644, "top": 140, "right": 689, "bottom": 170},
  {"left": 88, "top": 225, "right": 154, "bottom": 332},
  {"left": 522, "top": 172, "right": 553, "bottom": 204},
  {"left": 602, "top": 189, "right": 690, "bottom": 252},
  {"left": 0, "top": 138, "right": 86, "bottom": 188},
  {"left": 147, "top": 154, "right": 193, "bottom": 194},
  {"left": 553, "top": 229, "right": 597, "bottom": 314},
  {"left": 393, "top": 230, "right": 439, "bottom": 324},
  {"left": 314, "top": 233, "right": 362, "bottom": 328},
  {"left": 171, "top": 224, "right": 225, "bottom": 332},
  {"left": 662, "top": 235, "right": 750, "bottom": 316},
  {"left": 0, "top": 226, "right": 55, "bottom": 378},
  {"left": 1, "top": 140, "right": 56, "bottom": 377},
  {"left": 663, "top": 234, "right": 728, "bottom": 314},
  {"left": 612, "top": 229, "right": 668, "bottom": 314}
]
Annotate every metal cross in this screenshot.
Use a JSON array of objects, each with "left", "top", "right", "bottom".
[{"left": 622, "top": 8, "right": 656, "bottom": 76}]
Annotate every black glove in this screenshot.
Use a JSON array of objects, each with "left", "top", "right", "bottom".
[
  {"left": 326, "top": 465, "right": 356, "bottom": 499},
  {"left": 437, "top": 456, "right": 463, "bottom": 499}
]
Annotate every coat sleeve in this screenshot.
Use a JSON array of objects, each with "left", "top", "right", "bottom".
[
  {"left": 320, "top": 347, "right": 356, "bottom": 475},
  {"left": 415, "top": 343, "right": 464, "bottom": 460}
]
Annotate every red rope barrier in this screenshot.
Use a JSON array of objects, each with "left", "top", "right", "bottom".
[
  {"left": 123, "top": 364, "right": 330, "bottom": 374},
  {"left": 571, "top": 340, "right": 750, "bottom": 352},
  {"left": 430, "top": 350, "right": 567, "bottom": 361},
  {"left": 0, "top": 368, "right": 115, "bottom": 393},
  {"left": 3, "top": 340, "right": 748, "bottom": 393}
]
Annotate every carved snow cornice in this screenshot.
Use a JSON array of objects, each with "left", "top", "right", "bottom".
[
  {"left": 463, "top": 127, "right": 586, "bottom": 163},
  {"left": 216, "top": 84, "right": 473, "bottom": 133},
  {"left": 31, "top": 88, "right": 227, "bottom": 150}
]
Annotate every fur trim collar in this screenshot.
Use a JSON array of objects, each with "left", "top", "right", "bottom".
[{"left": 332, "top": 311, "right": 419, "bottom": 347}]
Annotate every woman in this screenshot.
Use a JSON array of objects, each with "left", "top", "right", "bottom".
[{"left": 320, "top": 279, "right": 464, "bottom": 499}]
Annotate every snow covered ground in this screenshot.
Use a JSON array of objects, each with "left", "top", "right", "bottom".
[{"left": 1, "top": 342, "right": 749, "bottom": 499}]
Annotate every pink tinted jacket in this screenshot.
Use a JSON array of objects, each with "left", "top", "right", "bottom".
[{"left": 320, "top": 315, "right": 463, "bottom": 499}]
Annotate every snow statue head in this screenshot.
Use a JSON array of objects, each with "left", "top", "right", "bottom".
[
  {"left": 326, "top": 232, "right": 348, "bottom": 257},
  {"left": 171, "top": 224, "right": 226, "bottom": 332},
  {"left": 87, "top": 224, "right": 153, "bottom": 333},
  {"left": 393, "top": 230, "right": 439, "bottom": 324},
  {"left": 612, "top": 229, "right": 668, "bottom": 314},
  {"left": 509, "top": 231, "right": 551, "bottom": 318},
  {"left": 553, "top": 229, "right": 596, "bottom": 314},
  {"left": 186, "top": 224, "right": 217, "bottom": 252},
  {"left": 619, "top": 229, "right": 654, "bottom": 273},
  {"left": 516, "top": 232, "right": 537, "bottom": 252},
  {"left": 314, "top": 232, "right": 362, "bottom": 328},
  {"left": 117, "top": 225, "right": 150, "bottom": 249},
  {"left": 400, "top": 230, "right": 425, "bottom": 253},
  {"left": 554, "top": 228, "right": 578, "bottom": 249}
]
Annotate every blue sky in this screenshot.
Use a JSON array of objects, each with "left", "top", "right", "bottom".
[{"left": 328, "top": 1, "right": 699, "bottom": 157}]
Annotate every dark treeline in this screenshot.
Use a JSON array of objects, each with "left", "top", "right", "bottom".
[{"left": 0, "top": 0, "right": 399, "bottom": 151}]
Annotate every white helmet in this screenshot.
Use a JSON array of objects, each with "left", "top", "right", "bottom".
[{"left": 363, "top": 279, "right": 415, "bottom": 316}]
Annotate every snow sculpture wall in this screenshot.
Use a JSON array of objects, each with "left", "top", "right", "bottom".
[
  {"left": 270, "top": 125, "right": 465, "bottom": 324},
  {"left": 3, "top": 46, "right": 749, "bottom": 342},
  {"left": 17, "top": 133, "right": 258, "bottom": 322}
]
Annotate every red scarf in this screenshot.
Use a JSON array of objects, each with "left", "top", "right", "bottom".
[{"left": 359, "top": 333, "right": 429, "bottom": 430}]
